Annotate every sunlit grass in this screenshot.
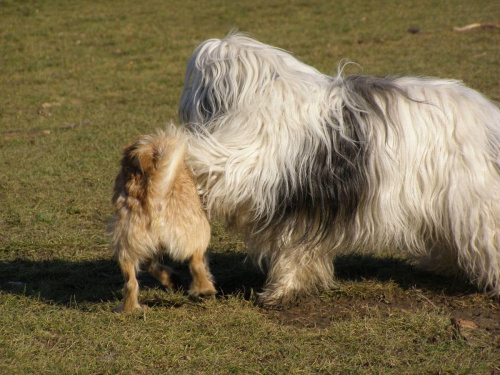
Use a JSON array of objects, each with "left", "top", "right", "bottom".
[{"left": 1, "top": 0, "right": 499, "bottom": 373}]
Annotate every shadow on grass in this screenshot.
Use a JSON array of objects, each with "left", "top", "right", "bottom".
[
  {"left": 0, "top": 251, "right": 476, "bottom": 308},
  {"left": 0, "top": 251, "right": 266, "bottom": 308},
  {"left": 0, "top": 258, "right": 123, "bottom": 306},
  {"left": 333, "top": 253, "right": 477, "bottom": 295}
]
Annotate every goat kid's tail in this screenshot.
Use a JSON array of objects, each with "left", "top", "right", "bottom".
[{"left": 149, "top": 124, "right": 187, "bottom": 197}]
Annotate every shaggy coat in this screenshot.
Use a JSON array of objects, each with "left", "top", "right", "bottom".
[{"left": 179, "top": 34, "right": 500, "bottom": 307}]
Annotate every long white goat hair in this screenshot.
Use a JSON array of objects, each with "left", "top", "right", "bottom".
[{"left": 179, "top": 34, "right": 500, "bottom": 307}]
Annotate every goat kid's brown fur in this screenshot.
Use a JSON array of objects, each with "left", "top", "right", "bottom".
[{"left": 110, "top": 127, "right": 216, "bottom": 312}]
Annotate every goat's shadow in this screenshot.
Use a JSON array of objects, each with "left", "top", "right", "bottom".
[{"left": 0, "top": 251, "right": 476, "bottom": 308}]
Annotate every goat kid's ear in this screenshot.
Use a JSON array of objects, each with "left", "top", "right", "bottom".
[{"left": 121, "top": 143, "right": 138, "bottom": 171}]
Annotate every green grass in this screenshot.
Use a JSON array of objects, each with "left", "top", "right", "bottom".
[{"left": 1, "top": 0, "right": 499, "bottom": 373}]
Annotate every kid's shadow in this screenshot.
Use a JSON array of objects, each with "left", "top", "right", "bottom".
[
  {"left": 0, "top": 251, "right": 266, "bottom": 308},
  {"left": 0, "top": 258, "right": 123, "bottom": 306},
  {"left": 0, "top": 252, "right": 475, "bottom": 308}
]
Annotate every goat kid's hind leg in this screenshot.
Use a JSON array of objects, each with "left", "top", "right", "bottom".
[
  {"left": 115, "top": 258, "right": 142, "bottom": 313},
  {"left": 147, "top": 260, "right": 176, "bottom": 289},
  {"left": 188, "top": 252, "right": 216, "bottom": 298}
]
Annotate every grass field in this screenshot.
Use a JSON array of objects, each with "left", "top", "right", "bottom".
[{"left": 1, "top": 0, "right": 499, "bottom": 373}]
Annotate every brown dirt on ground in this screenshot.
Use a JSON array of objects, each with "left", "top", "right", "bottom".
[
  {"left": 206, "top": 251, "right": 500, "bottom": 353},
  {"left": 264, "top": 289, "right": 500, "bottom": 355},
  {"left": 267, "top": 292, "right": 499, "bottom": 332}
]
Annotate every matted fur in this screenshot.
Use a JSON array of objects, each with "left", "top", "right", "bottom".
[
  {"left": 179, "top": 34, "right": 500, "bottom": 307},
  {"left": 109, "top": 125, "right": 216, "bottom": 312}
]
